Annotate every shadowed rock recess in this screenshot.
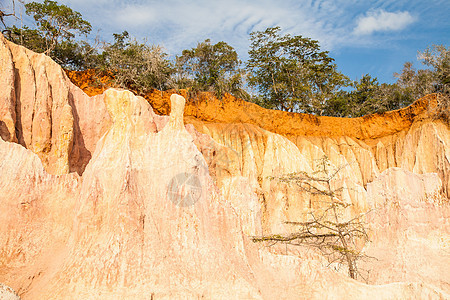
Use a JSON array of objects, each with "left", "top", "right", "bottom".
[{"left": 1, "top": 34, "right": 449, "bottom": 299}]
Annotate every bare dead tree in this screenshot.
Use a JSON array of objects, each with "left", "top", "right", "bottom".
[
  {"left": 432, "top": 93, "right": 450, "bottom": 124},
  {"left": 0, "top": 9, "right": 13, "bottom": 37},
  {"left": 252, "top": 156, "right": 371, "bottom": 280},
  {"left": 0, "top": 0, "right": 22, "bottom": 38}
]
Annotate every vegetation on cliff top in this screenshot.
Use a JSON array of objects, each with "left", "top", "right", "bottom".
[{"left": 1, "top": 0, "right": 449, "bottom": 118}]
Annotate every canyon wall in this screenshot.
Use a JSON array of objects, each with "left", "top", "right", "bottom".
[{"left": 1, "top": 34, "right": 449, "bottom": 298}]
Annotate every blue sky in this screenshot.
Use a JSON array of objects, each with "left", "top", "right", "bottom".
[{"left": 5, "top": 0, "right": 450, "bottom": 83}]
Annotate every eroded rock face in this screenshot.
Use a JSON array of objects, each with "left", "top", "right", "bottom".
[
  {"left": 0, "top": 89, "right": 322, "bottom": 298},
  {"left": 185, "top": 114, "right": 450, "bottom": 234},
  {"left": 1, "top": 35, "right": 449, "bottom": 299},
  {"left": 0, "top": 34, "right": 111, "bottom": 175},
  {"left": 0, "top": 283, "right": 20, "bottom": 300},
  {"left": 364, "top": 168, "right": 450, "bottom": 291}
]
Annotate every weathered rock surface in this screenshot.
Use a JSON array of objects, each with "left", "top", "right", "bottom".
[
  {"left": 1, "top": 35, "right": 449, "bottom": 298},
  {"left": 0, "top": 283, "right": 20, "bottom": 300},
  {"left": 176, "top": 95, "right": 449, "bottom": 234},
  {"left": 0, "top": 34, "right": 110, "bottom": 176},
  {"left": 364, "top": 168, "right": 449, "bottom": 292}
]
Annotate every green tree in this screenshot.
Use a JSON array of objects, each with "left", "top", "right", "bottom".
[
  {"left": 321, "top": 90, "right": 352, "bottom": 117},
  {"left": 393, "top": 45, "right": 449, "bottom": 101},
  {"left": 52, "top": 39, "right": 101, "bottom": 70},
  {"left": 349, "top": 74, "right": 380, "bottom": 117},
  {"left": 375, "top": 83, "right": 415, "bottom": 112},
  {"left": 331, "top": 74, "right": 413, "bottom": 117},
  {"left": 5, "top": 0, "right": 97, "bottom": 70},
  {"left": 246, "top": 27, "right": 349, "bottom": 113},
  {"left": 7, "top": 24, "right": 100, "bottom": 70},
  {"left": 419, "top": 45, "right": 450, "bottom": 122},
  {"left": 175, "top": 39, "right": 245, "bottom": 98},
  {"left": 418, "top": 45, "right": 449, "bottom": 95},
  {"left": 101, "top": 31, "right": 173, "bottom": 93},
  {"left": 394, "top": 61, "right": 434, "bottom": 101},
  {"left": 24, "top": 0, "right": 91, "bottom": 55},
  {"left": 7, "top": 25, "right": 47, "bottom": 53},
  {"left": 391, "top": 45, "right": 449, "bottom": 121}
]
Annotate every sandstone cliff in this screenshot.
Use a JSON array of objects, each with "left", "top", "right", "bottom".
[{"left": 1, "top": 34, "right": 449, "bottom": 299}]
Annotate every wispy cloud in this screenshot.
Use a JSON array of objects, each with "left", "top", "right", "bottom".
[
  {"left": 93, "top": 0, "right": 357, "bottom": 55},
  {"left": 115, "top": 5, "right": 155, "bottom": 27},
  {"left": 12, "top": 0, "right": 448, "bottom": 84},
  {"left": 354, "top": 9, "right": 416, "bottom": 35},
  {"left": 48, "top": 0, "right": 445, "bottom": 59}
]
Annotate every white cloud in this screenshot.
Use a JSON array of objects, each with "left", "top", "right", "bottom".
[
  {"left": 354, "top": 9, "right": 416, "bottom": 35},
  {"left": 98, "top": 0, "right": 354, "bottom": 55},
  {"left": 115, "top": 5, "right": 156, "bottom": 27},
  {"left": 47, "top": 0, "right": 429, "bottom": 56}
]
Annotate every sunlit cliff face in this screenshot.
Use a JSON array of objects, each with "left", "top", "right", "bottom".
[{"left": 0, "top": 34, "right": 449, "bottom": 299}]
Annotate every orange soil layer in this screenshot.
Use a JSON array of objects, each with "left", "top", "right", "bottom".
[
  {"left": 65, "top": 69, "right": 113, "bottom": 96},
  {"left": 66, "top": 70, "right": 437, "bottom": 140}
]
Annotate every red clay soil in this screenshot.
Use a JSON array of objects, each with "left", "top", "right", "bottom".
[
  {"left": 66, "top": 69, "right": 438, "bottom": 140},
  {"left": 65, "top": 69, "right": 113, "bottom": 96}
]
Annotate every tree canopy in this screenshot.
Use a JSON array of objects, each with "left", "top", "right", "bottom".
[
  {"left": 6, "top": 0, "right": 94, "bottom": 70},
  {"left": 175, "top": 39, "right": 245, "bottom": 98},
  {"left": 100, "top": 31, "right": 173, "bottom": 93},
  {"left": 25, "top": 0, "right": 91, "bottom": 54},
  {"left": 246, "top": 27, "right": 349, "bottom": 114},
  {"left": 3, "top": 0, "right": 448, "bottom": 118}
]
